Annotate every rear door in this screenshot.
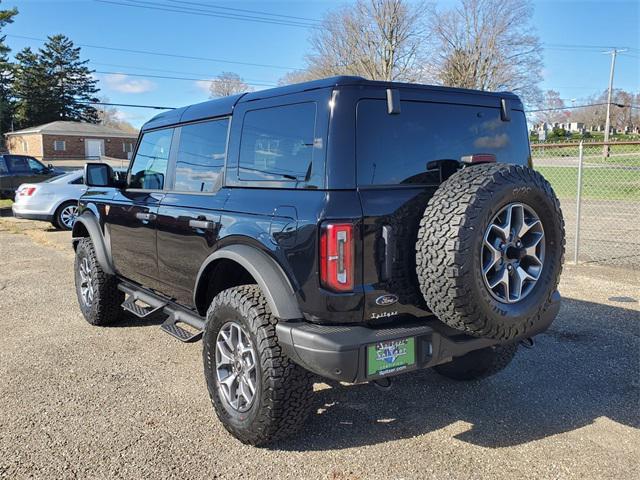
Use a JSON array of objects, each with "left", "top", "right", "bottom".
[
  {"left": 107, "top": 127, "right": 173, "bottom": 288},
  {"left": 155, "top": 117, "right": 230, "bottom": 305},
  {"left": 355, "top": 91, "right": 531, "bottom": 321}
]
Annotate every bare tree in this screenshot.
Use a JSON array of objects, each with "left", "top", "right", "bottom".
[
  {"left": 280, "top": 0, "right": 429, "bottom": 84},
  {"left": 96, "top": 97, "right": 137, "bottom": 133},
  {"left": 535, "top": 90, "right": 570, "bottom": 125},
  {"left": 427, "top": 0, "right": 543, "bottom": 105},
  {"left": 571, "top": 89, "right": 639, "bottom": 131},
  {"left": 209, "top": 72, "right": 250, "bottom": 98}
]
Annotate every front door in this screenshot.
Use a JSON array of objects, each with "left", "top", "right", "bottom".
[
  {"left": 156, "top": 118, "right": 230, "bottom": 305},
  {"left": 85, "top": 139, "right": 104, "bottom": 159},
  {"left": 107, "top": 127, "right": 174, "bottom": 288}
]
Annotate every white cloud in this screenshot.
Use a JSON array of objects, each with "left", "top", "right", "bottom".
[
  {"left": 104, "top": 73, "right": 156, "bottom": 94},
  {"left": 195, "top": 79, "right": 213, "bottom": 93}
]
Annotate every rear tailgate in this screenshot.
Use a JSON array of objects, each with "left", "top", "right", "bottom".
[{"left": 356, "top": 97, "right": 530, "bottom": 322}]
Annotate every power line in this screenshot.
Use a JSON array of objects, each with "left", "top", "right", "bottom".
[
  {"left": 92, "top": 62, "right": 279, "bottom": 86},
  {"left": 166, "top": 0, "right": 322, "bottom": 23},
  {"left": 80, "top": 101, "right": 175, "bottom": 110},
  {"left": 525, "top": 102, "right": 633, "bottom": 113},
  {"left": 96, "top": 70, "right": 277, "bottom": 87},
  {"left": 7, "top": 34, "right": 301, "bottom": 71},
  {"left": 94, "top": 0, "right": 320, "bottom": 29}
]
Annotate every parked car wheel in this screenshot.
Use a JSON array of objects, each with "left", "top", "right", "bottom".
[
  {"left": 74, "top": 238, "right": 124, "bottom": 326},
  {"left": 203, "top": 285, "right": 314, "bottom": 446},
  {"left": 434, "top": 344, "right": 518, "bottom": 381},
  {"left": 54, "top": 201, "right": 79, "bottom": 230}
]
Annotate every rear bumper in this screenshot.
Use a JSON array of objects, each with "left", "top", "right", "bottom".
[
  {"left": 277, "top": 291, "right": 561, "bottom": 383},
  {"left": 11, "top": 206, "right": 53, "bottom": 222}
]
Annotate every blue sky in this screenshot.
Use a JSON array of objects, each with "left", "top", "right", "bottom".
[{"left": 4, "top": 0, "right": 639, "bottom": 128}]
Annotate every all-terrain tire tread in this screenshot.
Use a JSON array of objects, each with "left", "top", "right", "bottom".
[
  {"left": 74, "top": 238, "right": 123, "bottom": 326},
  {"left": 416, "top": 163, "right": 564, "bottom": 340},
  {"left": 203, "top": 285, "right": 314, "bottom": 446}
]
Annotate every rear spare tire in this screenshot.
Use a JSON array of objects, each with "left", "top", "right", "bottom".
[{"left": 416, "top": 164, "right": 564, "bottom": 340}]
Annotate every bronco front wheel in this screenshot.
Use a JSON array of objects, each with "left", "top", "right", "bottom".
[{"left": 74, "top": 238, "right": 124, "bottom": 326}]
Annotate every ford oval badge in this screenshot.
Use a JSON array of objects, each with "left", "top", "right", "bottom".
[{"left": 375, "top": 294, "right": 399, "bottom": 306}]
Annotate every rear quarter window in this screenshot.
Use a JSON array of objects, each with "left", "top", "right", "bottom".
[
  {"left": 356, "top": 99, "right": 530, "bottom": 186},
  {"left": 238, "top": 102, "right": 317, "bottom": 183}
]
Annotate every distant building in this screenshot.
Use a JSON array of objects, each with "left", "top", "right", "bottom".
[{"left": 4, "top": 121, "right": 138, "bottom": 161}]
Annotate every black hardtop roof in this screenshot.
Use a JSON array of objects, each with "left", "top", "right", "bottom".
[{"left": 141, "top": 76, "right": 522, "bottom": 131}]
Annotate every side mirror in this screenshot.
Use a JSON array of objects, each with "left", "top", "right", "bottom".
[
  {"left": 47, "top": 163, "right": 54, "bottom": 169},
  {"left": 85, "top": 162, "right": 121, "bottom": 188}
]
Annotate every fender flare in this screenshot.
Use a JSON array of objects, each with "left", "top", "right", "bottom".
[
  {"left": 196, "top": 245, "right": 302, "bottom": 320},
  {"left": 72, "top": 214, "right": 115, "bottom": 275}
]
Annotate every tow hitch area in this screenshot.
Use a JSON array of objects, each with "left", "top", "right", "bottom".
[{"left": 372, "top": 377, "right": 393, "bottom": 391}]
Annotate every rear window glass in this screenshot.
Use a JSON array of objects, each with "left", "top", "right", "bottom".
[
  {"left": 356, "top": 99, "right": 530, "bottom": 186},
  {"left": 5, "top": 156, "right": 30, "bottom": 173},
  {"left": 238, "top": 102, "right": 317, "bottom": 182},
  {"left": 174, "top": 118, "right": 229, "bottom": 192}
]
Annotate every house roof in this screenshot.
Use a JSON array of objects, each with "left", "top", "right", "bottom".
[{"left": 5, "top": 121, "right": 138, "bottom": 138}]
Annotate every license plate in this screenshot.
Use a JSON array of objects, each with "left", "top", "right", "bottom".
[{"left": 367, "top": 337, "right": 416, "bottom": 377}]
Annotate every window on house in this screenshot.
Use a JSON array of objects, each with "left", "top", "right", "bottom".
[
  {"left": 173, "top": 118, "right": 229, "bottom": 193},
  {"left": 238, "top": 102, "right": 317, "bottom": 183},
  {"left": 123, "top": 142, "right": 134, "bottom": 153},
  {"left": 54, "top": 140, "right": 66, "bottom": 151}
]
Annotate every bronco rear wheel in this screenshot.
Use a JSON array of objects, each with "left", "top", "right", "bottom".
[
  {"left": 203, "top": 285, "right": 314, "bottom": 446},
  {"left": 416, "top": 164, "right": 564, "bottom": 341}
]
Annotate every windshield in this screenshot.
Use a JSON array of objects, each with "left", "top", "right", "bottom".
[{"left": 356, "top": 99, "right": 530, "bottom": 186}]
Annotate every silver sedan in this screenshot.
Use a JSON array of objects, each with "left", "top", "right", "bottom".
[{"left": 12, "top": 170, "right": 89, "bottom": 230}]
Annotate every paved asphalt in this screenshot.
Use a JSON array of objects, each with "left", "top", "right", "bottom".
[{"left": 0, "top": 218, "right": 638, "bottom": 480}]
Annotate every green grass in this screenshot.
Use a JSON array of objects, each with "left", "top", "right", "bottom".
[
  {"left": 536, "top": 166, "right": 640, "bottom": 201},
  {"left": 0, "top": 199, "right": 12, "bottom": 208}
]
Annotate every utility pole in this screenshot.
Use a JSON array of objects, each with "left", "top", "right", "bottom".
[{"left": 603, "top": 48, "right": 627, "bottom": 155}]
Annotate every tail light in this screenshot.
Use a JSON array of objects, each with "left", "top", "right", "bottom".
[
  {"left": 320, "top": 222, "right": 354, "bottom": 292},
  {"left": 18, "top": 187, "right": 37, "bottom": 196}
]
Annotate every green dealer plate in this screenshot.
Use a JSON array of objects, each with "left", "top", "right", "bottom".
[{"left": 367, "top": 337, "right": 416, "bottom": 377}]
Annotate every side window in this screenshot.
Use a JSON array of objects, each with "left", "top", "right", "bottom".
[
  {"left": 0, "top": 157, "right": 7, "bottom": 174},
  {"left": 6, "top": 156, "right": 29, "bottom": 173},
  {"left": 174, "top": 118, "right": 229, "bottom": 192},
  {"left": 238, "top": 102, "right": 316, "bottom": 182},
  {"left": 70, "top": 176, "right": 84, "bottom": 185},
  {"left": 128, "top": 128, "right": 173, "bottom": 190},
  {"left": 27, "top": 157, "right": 46, "bottom": 174}
]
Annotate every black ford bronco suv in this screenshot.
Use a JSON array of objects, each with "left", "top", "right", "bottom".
[{"left": 73, "top": 76, "right": 564, "bottom": 446}]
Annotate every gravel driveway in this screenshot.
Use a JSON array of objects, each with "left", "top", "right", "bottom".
[{"left": 0, "top": 218, "right": 638, "bottom": 480}]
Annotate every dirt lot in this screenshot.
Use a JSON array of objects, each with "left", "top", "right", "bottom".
[{"left": 1, "top": 218, "right": 639, "bottom": 480}]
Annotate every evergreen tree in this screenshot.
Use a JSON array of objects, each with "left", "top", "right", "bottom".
[
  {"left": 12, "top": 47, "right": 49, "bottom": 128},
  {"left": 39, "top": 34, "right": 99, "bottom": 123},
  {"left": 0, "top": 2, "right": 18, "bottom": 137},
  {"left": 13, "top": 34, "right": 100, "bottom": 128}
]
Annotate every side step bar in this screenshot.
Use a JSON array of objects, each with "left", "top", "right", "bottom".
[{"left": 118, "top": 283, "right": 205, "bottom": 343}]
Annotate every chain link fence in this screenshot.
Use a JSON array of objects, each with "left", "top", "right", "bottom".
[{"left": 531, "top": 141, "right": 640, "bottom": 267}]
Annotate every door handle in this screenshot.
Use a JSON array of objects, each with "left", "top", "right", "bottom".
[
  {"left": 136, "top": 212, "right": 156, "bottom": 222},
  {"left": 189, "top": 219, "right": 216, "bottom": 231}
]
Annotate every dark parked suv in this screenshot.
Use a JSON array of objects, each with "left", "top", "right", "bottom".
[
  {"left": 0, "top": 154, "right": 61, "bottom": 199},
  {"left": 73, "top": 76, "right": 564, "bottom": 445}
]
